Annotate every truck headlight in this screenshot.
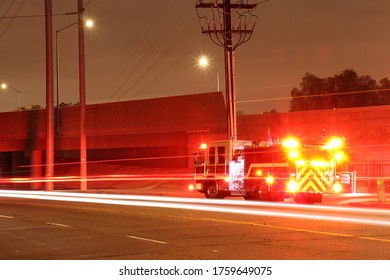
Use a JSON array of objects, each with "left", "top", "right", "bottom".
[
  {"left": 287, "top": 180, "right": 298, "bottom": 192},
  {"left": 333, "top": 182, "right": 343, "bottom": 193}
]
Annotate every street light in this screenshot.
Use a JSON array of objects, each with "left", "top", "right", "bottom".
[
  {"left": 55, "top": 18, "right": 93, "bottom": 134},
  {"left": 198, "top": 56, "right": 220, "bottom": 92},
  {"left": 85, "top": 19, "right": 93, "bottom": 28},
  {"left": 77, "top": 0, "right": 91, "bottom": 192},
  {"left": 1, "top": 83, "right": 21, "bottom": 110}
]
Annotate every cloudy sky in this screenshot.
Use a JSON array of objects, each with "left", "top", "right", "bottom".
[{"left": 1, "top": 0, "right": 390, "bottom": 114}]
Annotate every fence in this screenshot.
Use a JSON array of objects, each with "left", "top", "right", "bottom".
[{"left": 348, "top": 160, "right": 390, "bottom": 193}]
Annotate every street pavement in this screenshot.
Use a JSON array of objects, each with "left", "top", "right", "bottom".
[{"left": 83, "top": 180, "right": 390, "bottom": 209}]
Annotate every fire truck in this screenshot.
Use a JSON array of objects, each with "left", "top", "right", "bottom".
[{"left": 189, "top": 136, "right": 351, "bottom": 204}]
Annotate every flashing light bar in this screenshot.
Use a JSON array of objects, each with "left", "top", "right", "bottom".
[
  {"left": 282, "top": 137, "right": 299, "bottom": 149},
  {"left": 324, "top": 136, "right": 344, "bottom": 150},
  {"left": 200, "top": 143, "right": 207, "bottom": 149}
]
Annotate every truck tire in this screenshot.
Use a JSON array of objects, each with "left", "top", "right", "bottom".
[
  {"left": 244, "top": 185, "right": 265, "bottom": 201},
  {"left": 243, "top": 191, "right": 259, "bottom": 200},
  {"left": 205, "top": 183, "right": 223, "bottom": 199}
]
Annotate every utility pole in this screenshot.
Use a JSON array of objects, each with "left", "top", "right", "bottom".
[
  {"left": 196, "top": 0, "right": 258, "bottom": 140},
  {"left": 45, "top": 0, "right": 54, "bottom": 191},
  {"left": 223, "top": 1, "right": 236, "bottom": 140},
  {"left": 78, "top": 0, "right": 87, "bottom": 192}
]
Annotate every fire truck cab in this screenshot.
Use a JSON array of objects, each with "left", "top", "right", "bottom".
[
  {"left": 192, "top": 139, "right": 252, "bottom": 199},
  {"left": 190, "top": 136, "right": 351, "bottom": 204}
]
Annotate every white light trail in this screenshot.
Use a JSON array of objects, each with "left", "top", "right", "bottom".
[
  {"left": 0, "top": 190, "right": 389, "bottom": 227},
  {"left": 0, "top": 214, "right": 14, "bottom": 219},
  {"left": 126, "top": 235, "right": 167, "bottom": 244},
  {"left": 0, "top": 190, "right": 388, "bottom": 215},
  {"left": 46, "top": 222, "right": 71, "bottom": 228}
]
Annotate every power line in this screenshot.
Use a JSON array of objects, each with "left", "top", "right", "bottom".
[
  {"left": 0, "top": 0, "right": 7, "bottom": 13},
  {"left": 103, "top": 1, "right": 197, "bottom": 103},
  {"left": 0, "top": 0, "right": 17, "bottom": 27},
  {"left": 135, "top": 36, "right": 210, "bottom": 98},
  {"left": 126, "top": 20, "right": 200, "bottom": 100},
  {"left": 103, "top": 1, "right": 171, "bottom": 102},
  {"left": 236, "top": 88, "right": 390, "bottom": 104},
  {"left": 0, "top": 1, "right": 77, "bottom": 40},
  {"left": 0, "top": 11, "right": 77, "bottom": 19},
  {"left": 121, "top": 1, "right": 195, "bottom": 101},
  {"left": 0, "top": 0, "right": 26, "bottom": 41}
]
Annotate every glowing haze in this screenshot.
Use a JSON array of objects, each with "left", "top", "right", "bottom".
[{"left": 0, "top": 0, "right": 389, "bottom": 114}]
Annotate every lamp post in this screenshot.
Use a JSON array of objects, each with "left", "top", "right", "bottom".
[
  {"left": 1, "top": 83, "right": 21, "bottom": 110},
  {"left": 45, "top": 0, "right": 54, "bottom": 191},
  {"left": 198, "top": 56, "right": 220, "bottom": 92},
  {"left": 55, "top": 19, "right": 93, "bottom": 135},
  {"left": 78, "top": 0, "right": 88, "bottom": 192},
  {"left": 55, "top": 22, "right": 76, "bottom": 135}
]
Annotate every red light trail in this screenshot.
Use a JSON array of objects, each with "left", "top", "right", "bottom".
[{"left": 0, "top": 190, "right": 389, "bottom": 228}]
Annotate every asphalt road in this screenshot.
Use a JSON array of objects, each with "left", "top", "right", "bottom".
[{"left": 1, "top": 193, "right": 390, "bottom": 260}]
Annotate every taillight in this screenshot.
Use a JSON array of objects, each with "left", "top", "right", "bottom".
[
  {"left": 266, "top": 176, "right": 275, "bottom": 185},
  {"left": 256, "top": 170, "right": 263, "bottom": 176}
]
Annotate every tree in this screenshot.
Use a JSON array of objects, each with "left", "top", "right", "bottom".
[
  {"left": 290, "top": 69, "right": 390, "bottom": 111},
  {"left": 379, "top": 77, "right": 390, "bottom": 105}
]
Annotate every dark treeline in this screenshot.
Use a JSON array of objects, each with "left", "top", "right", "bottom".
[{"left": 290, "top": 69, "right": 390, "bottom": 111}]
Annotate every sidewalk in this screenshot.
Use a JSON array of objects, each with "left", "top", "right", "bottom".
[{"left": 322, "top": 193, "right": 390, "bottom": 209}]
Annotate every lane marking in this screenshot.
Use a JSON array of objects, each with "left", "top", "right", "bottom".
[
  {"left": 126, "top": 235, "right": 167, "bottom": 244},
  {"left": 46, "top": 222, "right": 71, "bottom": 228},
  {"left": 178, "top": 216, "right": 354, "bottom": 238},
  {"left": 167, "top": 215, "right": 390, "bottom": 243},
  {"left": 359, "top": 236, "right": 390, "bottom": 243},
  {"left": 0, "top": 214, "right": 14, "bottom": 219}
]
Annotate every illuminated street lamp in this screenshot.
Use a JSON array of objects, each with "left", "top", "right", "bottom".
[
  {"left": 77, "top": 0, "right": 91, "bottom": 192},
  {"left": 55, "top": 18, "right": 93, "bottom": 134},
  {"left": 1, "top": 83, "right": 21, "bottom": 110},
  {"left": 198, "top": 56, "right": 220, "bottom": 92},
  {"left": 85, "top": 19, "right": 93, "bottom": 28}
]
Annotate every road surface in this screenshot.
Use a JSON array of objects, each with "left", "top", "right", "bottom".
[{"left": 0, "top": 191, "right": 389, "bottom": 260}]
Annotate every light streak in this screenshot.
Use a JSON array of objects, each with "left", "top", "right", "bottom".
[
  {"left": 0, "top": 214, "right": 14, "bottom": 219},
  {"left": 0, "top": 173, "right": 194, "bottom": 184},
  {"left": 0, "top": 190, "right": 390, "bottom": 228},
  {"left": 126, "top": 235, "right": 167, "bottom": 244},
  {"left": 0, "top": 190, "right": 388, "bottom": 215},
  {"left": 46, "top": 222, "right": 71, "bottom": 228}
]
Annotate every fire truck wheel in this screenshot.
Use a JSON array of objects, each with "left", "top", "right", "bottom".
[
  {"left": 243, "top": 192, "right": 259, "bottom": 200},
  {"left": 205, "top": 184, "right": 223, "bottom": 199}
]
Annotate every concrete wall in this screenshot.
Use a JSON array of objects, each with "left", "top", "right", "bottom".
[
  {"left": 0, "top": 92, "right": 227, "bottom": 177},
  {"left": 238, "top": 105, "right": 390, "bottom": 162},
  {"left": 1, "top": 92, "right": 389, "bottom": 191},
  {"left": 237, "top": 105, "right": 390, "bottom": 191}
]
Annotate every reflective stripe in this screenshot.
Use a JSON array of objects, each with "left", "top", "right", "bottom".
[
  {"left": 297, "top": 166, "right": 329, "bottom": 192},
  {"left": 246, "top": 163, "right": 289, "bottom": 178}
]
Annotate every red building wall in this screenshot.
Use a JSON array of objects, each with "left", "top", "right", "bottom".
[
  {"left": 237, "top": 105, "right": 390, "bottom": 190},
  {"left": 0, "top": 92, "right": 389, "bottom": 190}
]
